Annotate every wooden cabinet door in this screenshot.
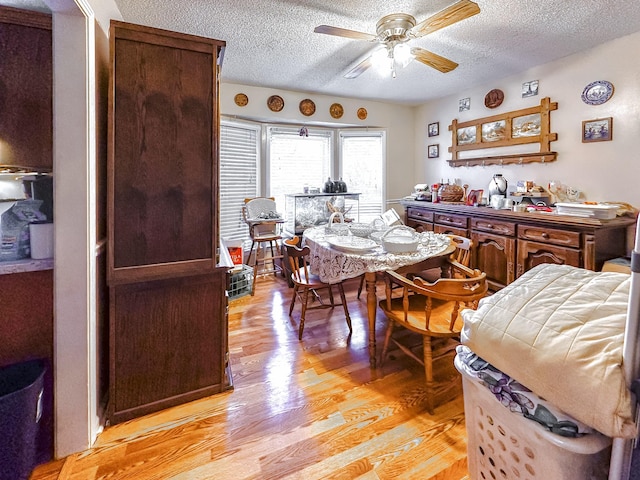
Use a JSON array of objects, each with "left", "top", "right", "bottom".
[
  {"left": 108, "top": 21, "right": 225, "bottom": 285},
  {"left": 516, "top": 239, "right": 581, "bottom": 278},
  {"left": 472, "top": 230, "right": 516, "bottom": 290}
]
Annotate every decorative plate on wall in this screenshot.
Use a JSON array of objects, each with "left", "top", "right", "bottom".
[
  {"left": 299, "top": 99, "right": 316, "bottom": 116},
  {"left": 581, "top": 80, "right": 614, "bottom": 105},
  {"left": 357, "top": 107, "right": 368, "bottom": 120},
  {"left": 484, "top": 89, "right": 504, "bottom": 108},
  {"left": 234, "top": 93, "right": 248, "bottom": 107},
  {"left": 267, "top": 95, "right": 285, "bottom": 112},
  {"left": 330, "top": 103, "right": 344, "bottom": 119}
]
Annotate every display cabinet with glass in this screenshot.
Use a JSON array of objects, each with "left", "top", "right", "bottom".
[{"left": 284, "top": 193, "right": 360, "bottom": 235}]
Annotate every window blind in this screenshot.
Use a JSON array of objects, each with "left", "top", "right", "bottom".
[{"left": 219, "top": 121, "right": 259, "bottom": 247}]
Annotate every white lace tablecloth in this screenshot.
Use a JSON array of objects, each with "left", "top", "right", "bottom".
[{"left": 303, "top": 226, "right": 451, "bottom": 284}]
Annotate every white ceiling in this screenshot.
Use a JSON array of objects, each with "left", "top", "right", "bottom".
[{"left": 5, "top": 0, "right": 640, "bottom": 106}]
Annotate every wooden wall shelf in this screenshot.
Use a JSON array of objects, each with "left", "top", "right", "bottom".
[
  {"left": 448, "top": 97, "right": 558, "bottom": 168},
  {"left": 447, "top": 151, "right": 557, "bottom": 168}
]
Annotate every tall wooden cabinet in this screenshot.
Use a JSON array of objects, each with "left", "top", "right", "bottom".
[{"left": 107, "top": 21, "right": 229, "bottom": 424}]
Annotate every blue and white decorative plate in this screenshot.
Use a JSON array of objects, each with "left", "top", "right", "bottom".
[{"left": 581, "top": 80, "right": 614, "bottom": 105}]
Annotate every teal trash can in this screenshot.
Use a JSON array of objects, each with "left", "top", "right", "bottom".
[{"left": 0, "top": 359, "right": 46, "bottom": 480}]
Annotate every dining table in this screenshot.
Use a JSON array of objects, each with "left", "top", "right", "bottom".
[{"left": 302, "top": 226, "right": 455, "bottom": 368}]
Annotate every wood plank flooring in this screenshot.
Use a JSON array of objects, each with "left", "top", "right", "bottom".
[{"left": 31, "top": 274, "right": 470, "bottom": 480}]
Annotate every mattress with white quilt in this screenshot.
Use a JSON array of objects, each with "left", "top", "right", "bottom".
[{"left": 461, "top": 263, "right": 636, "bottom": 439}]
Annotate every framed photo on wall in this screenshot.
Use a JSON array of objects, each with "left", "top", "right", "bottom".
[
  {"left": 428, "top": 144, "right": 439, "bottom": 158},
  {"left": 428, "top": 122, "right": 439, "bottom": 137},
  {"left": 582, "top": 117, "right": 612, "bottom": 142}
]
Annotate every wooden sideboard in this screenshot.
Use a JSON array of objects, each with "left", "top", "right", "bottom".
[{"left": 402, "top": 200, "right": 636, "bottom": 291}]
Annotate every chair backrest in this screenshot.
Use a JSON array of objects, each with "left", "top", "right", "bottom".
[
  {"left": 283, "top": 236, "right": 312, "bottom": 284},
  {"left": 447, "top": 234, "right": 473, "bottom": 268},
  {"left": 244, "top": 197, "right": 277, "bottom": 221},
  {"left": 385, "top": 260, "right": 487, "bottom": 332},
  {"left": 243, "top": 197, "right": 281, "bottom": 237}
]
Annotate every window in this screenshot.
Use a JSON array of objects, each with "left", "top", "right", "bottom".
[
  {"left": 340, "top": 131, "right": 386, "bottom": 223},
  {"left": 266, "top": 126, "right": 332, "bottom": 211},
  {"left": 219, "top": 121, "right": 386, "bottom": 247},
  {"left": 219, "top": 120, "right": 259, "bottom": 246}
]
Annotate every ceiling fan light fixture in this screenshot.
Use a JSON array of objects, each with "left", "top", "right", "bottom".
[
  {"left": 371, "top": 46, "right": 393, "bottom": 75},
  {"left": 393, "top": 42, "right": 414, "bottom": 68}
]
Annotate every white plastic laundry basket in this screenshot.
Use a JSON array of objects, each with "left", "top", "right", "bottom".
[{"left": 455, "top": 355, "right": 612, "bottom": 480}]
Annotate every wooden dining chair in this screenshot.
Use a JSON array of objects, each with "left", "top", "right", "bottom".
[
  {"left": 379, "top": 260, "right": 487, "bottom": 414},
  {"left": 283, "top": 236, "right": 352, "bottom": 340}
]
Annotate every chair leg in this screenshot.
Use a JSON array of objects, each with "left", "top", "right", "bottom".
[
  {"left": 289, "top": 285, "right": 298, "bottom": 316},
  {"left": 299, "top": 287, "right": 310, "bottom": 340},
  {"left": 423, "top": 335, "right": 435, "bottom": 415},
  {"left": 337, "top": 283, "right": 352, "bottom": 334},
  {"left": 380, "top": 319, "right": 395, "bottom": 367},
  {"left": 250, "top": 243, "right": 258, "bottom": 296},
  {"left": 357, "top": 275, "right": 365, "bottom": 299}
]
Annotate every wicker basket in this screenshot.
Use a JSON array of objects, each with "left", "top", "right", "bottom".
[{"left": 438, "top": 184, "right": 464, "bottom": 202}]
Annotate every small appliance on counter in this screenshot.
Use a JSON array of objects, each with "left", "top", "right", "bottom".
[{"left": 488, "top": 174, "right": 508, "bottom": 203}]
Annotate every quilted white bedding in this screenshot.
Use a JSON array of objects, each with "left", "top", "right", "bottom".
[{"left": 461, "top": 263, "right": 636, "bottom": 439}]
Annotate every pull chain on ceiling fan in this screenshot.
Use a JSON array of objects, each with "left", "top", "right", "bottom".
[{"left": 313, "top": 0, "right": 480, "bottom": 79}]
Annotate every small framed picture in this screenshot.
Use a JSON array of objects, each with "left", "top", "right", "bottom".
[
  {"left": 428, "top": 122, "right": 439, "bottom": 137},
  {"left": 582, "top": 117, "right": 612, "bottom": 143},
  {"left": 428, "top": 144, "right": 439, "bottom": 158},
  {"left": 459, "top": 97, "right": 470, "bottom": 112},
  {"left": 522, "top": 80, "right": 539, "bottom": 98}
]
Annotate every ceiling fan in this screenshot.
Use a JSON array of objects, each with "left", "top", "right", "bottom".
[{"left": 313, "top": 0, "right": 480, "bottom": 78}]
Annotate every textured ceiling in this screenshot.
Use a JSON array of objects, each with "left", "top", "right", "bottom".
[{"left": 5, "top": 0, "right": 640, "bottom": 105}]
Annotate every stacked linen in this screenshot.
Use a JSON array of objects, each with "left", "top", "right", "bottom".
[{"left": 461, "top": 263, "right": 636, "bottom": 439}]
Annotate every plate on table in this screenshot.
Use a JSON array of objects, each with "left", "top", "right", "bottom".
[{"left": 327, "top": 236, "right": 378, "bottom": 253}]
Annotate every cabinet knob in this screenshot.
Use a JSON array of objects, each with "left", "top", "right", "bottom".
[
  {"left": 542, "top": 232, "right": 550, "bottom": 239},
  {"left": 487, "top": 223, "right": 493, "bottom": 229}
]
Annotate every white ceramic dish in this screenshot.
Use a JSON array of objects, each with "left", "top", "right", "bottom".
[
  {"left": 381, "top": 226, "right": 420, "bottom": 253},
  {"left": 326, "top": 236, "right": 378, "bottom": 253}
]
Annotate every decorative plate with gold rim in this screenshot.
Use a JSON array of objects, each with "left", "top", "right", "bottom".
[
  {"left": 330, "top": 103, "right": 344, "bottom": 119},
  {"left": 267, "top": 95, "right": 284, "bottom": 112},
  {"left": 234, "top": 93, "right": 248, "bottom": 107},
  {"left": 299, "top": 99, "right": 316, "bottom": 116},
  {"left": 357, "top": 107, "right": 367, "bottom": 120}
]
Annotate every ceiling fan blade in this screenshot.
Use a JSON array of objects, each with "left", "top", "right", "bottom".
[
  {"left": 344, "top": 56, "right": 373, "bottom": 79},
  {"left": 410, "top": 0, "right": 480, "bottom": 38},
  {"left": 411, "top": 47, "right": 458, "bottom": 73},
  {"left": 314, "top": 25, "right": 377, "bottom": 41}
]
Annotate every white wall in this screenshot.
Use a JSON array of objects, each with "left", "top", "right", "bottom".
[
  {"left": 220, "top": 83, "right": 415, "bottom": 204},
  {"left": 414, "top": 30, "right": 640, "bottom": 208}
]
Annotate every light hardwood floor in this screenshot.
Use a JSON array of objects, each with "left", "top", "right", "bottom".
[{"left": 32, "top": 274, "right": 470, "bottom": 480}]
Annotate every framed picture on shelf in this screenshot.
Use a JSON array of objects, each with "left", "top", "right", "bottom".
[
  {"left": 428, "top": 122, "right": 439, "bottom": 137},
  {"left": 428, "top": 144, "right": 439, "bottom": 158},
  {"left": 582, "top": 117, "right": 612, "bottom": 142}
]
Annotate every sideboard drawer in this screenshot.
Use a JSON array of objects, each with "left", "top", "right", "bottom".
[
  {"left": 407, "top": 207, "right": 434, "bottom": 223},
  {"left": 434, "top": 212, "right": 468, "bottom": 229},
  {"left": 517, "top": 225, "right": 580, "bottom": 248},
  {"left": 471, "top": 217, "right": 516, "bottom": 236}
]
